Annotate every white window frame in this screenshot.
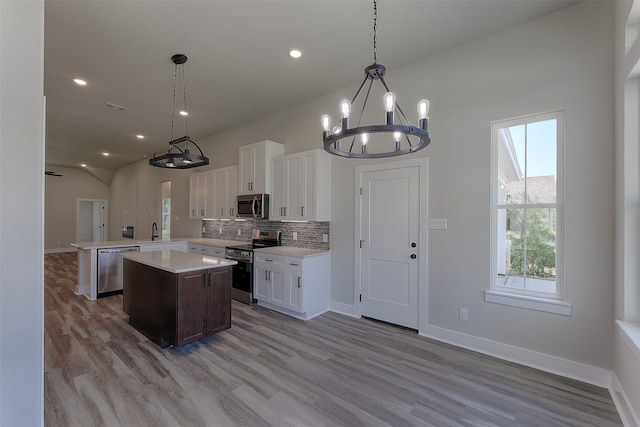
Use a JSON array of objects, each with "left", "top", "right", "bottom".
[{"left": 486, "top": 110, "right": 570, "bottom": 316}]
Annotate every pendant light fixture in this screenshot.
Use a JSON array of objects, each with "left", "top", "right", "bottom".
[
  {"left": 149, "top": 54, "right": 209, "bottom": 169},
  {"left": 321, "top": 0, "right": 431, "bottom": 158}
]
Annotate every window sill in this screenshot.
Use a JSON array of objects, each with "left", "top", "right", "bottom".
[
  {"left": 485, "top": 290, "right": 572, "bottom": 316},
  {"left": 616, "top": 320, "right": 640, "bottom": 361}
]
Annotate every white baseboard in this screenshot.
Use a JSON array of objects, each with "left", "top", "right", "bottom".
[
  {"left": 611, "top": 373, "right": 640, "bottom": 427},
  {"left": 419, "top": 324, "right": 612, "bottom": 388},
  {"left": 45, "top": 247, "right": 76, "bottom": 254},
  {"left": 329, "top": 300, "right": 359, "bottom": 318}
]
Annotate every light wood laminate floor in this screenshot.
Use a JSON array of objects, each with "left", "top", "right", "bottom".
[{"left": 44, "top": 252, "right": 622, "bottom": 426}]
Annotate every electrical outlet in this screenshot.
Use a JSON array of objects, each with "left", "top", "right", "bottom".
[
  {"left": 219, "top": 227, "right": 223, "bottom": 234},
  {"left": 202, "top": 226, "right": 206, "bottom": 233},
  {"left": 459, "top": 308, "right": 469, "bottom": 321},
  {"left": 237, "top": 229, "right": 242, "bottom": 236},
  {"left": 428, "top": 218, "right": 448, "bottom": 230},
  {"left": 293, "top": 232, "right": 298, "bottom": 240},
  {"left": 323, "top": 234, "right": 329, "bottom": 242}
]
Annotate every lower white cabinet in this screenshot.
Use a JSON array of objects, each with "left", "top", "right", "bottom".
[
  {"left": 139, "top": 241, "right": 189, "bottom": 252},
  {"left": 254, "top": 252, "right": 330, "bottom": 320},
  {"left": 188, "top": 244, "right": 225, "bottom": 257}
]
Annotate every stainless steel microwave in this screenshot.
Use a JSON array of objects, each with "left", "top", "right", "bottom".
[{"left": 237, "top": 194, "right": 269, "bottom": 219}]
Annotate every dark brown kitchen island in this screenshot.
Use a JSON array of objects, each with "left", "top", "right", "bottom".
[{"left": 121, "top": 250, "right": 237, "bottom": 348}]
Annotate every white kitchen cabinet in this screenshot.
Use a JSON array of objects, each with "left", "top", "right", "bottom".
[
  {"left": 188, "top": 243, "right": 225, "bottom": 257},
  {"left": 189, "top": 171, "right": 213, "bottom": 219},
  {"left": 254, "top": 251, "right": 331, "bottom": 320},
  {"left": 238, "top": 140, "right": 284, "bottom": 195},
  {"left": 139, "top": 241, "right": 188, "bottom": 252},
  {"left": 213, "top": 166, "right": 238, "bottom": 219},
  {"left": 163, "top": 241, "right": 189, "bottom": 252},
  {"left": 270, "top": 149, "right": 331, "bottom": 221}
]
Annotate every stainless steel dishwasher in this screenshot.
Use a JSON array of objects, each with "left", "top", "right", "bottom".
[{"left": 97, "top": 246, "right": 140, "bottom": 297}]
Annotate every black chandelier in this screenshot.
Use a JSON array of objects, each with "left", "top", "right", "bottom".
[
  {"left": 149, "top": 54, "right": 209, "bottom": 169},
  {"left": 321, "top": 0, "right": 431, "bottom": 158}
]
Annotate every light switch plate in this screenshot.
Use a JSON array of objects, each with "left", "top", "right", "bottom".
[{"left": 428, "top": 218, "right": 448, "bottom": 230}]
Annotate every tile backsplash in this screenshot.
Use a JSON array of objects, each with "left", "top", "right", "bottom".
[{"left": 202, "top": 219, "right": 330, "bottom": 250}]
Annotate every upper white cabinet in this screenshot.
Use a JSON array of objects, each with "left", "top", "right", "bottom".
[
  {"left": 238, "top": 140, "right": 284, "bottom": 195},
  {"left": 270, "top": 149, "right": 331, "bottom": 221},
  {"left": 189, "top": 171, "right": 213, "bottom": 219},
  {"left": 213, "top": 166, "right": 238, "bottom": 219}
]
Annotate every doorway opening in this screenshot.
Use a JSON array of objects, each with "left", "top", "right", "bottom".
[
  {"left": 161, "top": 181, "right": 172, "bottom": 240},
  {"left": 77, "top": 199, "right": 108, "bottom": 242}
]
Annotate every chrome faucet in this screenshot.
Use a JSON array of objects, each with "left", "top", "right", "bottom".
[{"left": 151, "top": 222, "right": 158, "bottom": 241}]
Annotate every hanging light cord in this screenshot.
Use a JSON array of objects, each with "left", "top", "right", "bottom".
[
  {"left": 169, "top": 62, "right": 177, "bottom": 144},
  {"left": 181, "top": 63, "right": 189, "bottom": 138},
  {"left": 373, "top": 0, "right": 378, "bottom": 64}
]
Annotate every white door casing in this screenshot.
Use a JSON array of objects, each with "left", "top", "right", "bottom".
[{"left": 355, "top": 158, "right": 428, "bottom": 331}]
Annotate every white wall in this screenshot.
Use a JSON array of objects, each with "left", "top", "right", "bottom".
[
  {"left": 111, "top": 1, "right": 615, "bottom": 372},
  {"left": 45, "top": 165, "right": 110, "bottom": 250},
  {"left": 614, "top": 0, "right": 640, "bottom": 423},
  {"left": 0, "top": 1, "right": 45, "bottom": 425}
]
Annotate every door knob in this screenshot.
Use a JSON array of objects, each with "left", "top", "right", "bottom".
[
  {"left": 410, "top": 254, "right": 417, "bottom": 259},
  {"left": 411, "top": 242, "right": 417, "bottom": 248}
]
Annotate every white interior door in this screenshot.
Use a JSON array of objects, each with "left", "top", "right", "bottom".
[
  {"left": 92, "top": 201, "right": 105, "bottom": 242},
  {"left": 357, "top": 161, "right": 424, "bottom": 329},
  {"left": 77, "top": 199, "right": 108, "bottom": 242}
]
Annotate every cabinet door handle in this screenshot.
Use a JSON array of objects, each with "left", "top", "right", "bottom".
[
  {"left": 284, "top": 207, "right": 287, "bottom": 217},
  {"left": 192, "top": 209, "right": 196, "bottom": 216},
  {"left": 268, "top": 270, "right": 272, "bottom": 281},
  {"left": 265, "top": 258, "right": 273, "bottom": 262},
  {"left": 265, "top": 270, "right": 269, "bottom": 280},
  {"left": 289, "top": 262, "right": 299, "bottom": 266},
  {"left": 297, "top": 277, "right": 301, "bottom": 288},
  {"left": 201, "top": 208, "right": 205, "bottom": 216},
  {"left": 280, "top": 207, "right": 284, "bottom": 216},
  {"left": 301, "top": 206, "right": 304, "bottom": 216}
]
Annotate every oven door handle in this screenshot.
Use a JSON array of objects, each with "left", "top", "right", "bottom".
[
  {"left": 252, "top": 196, "right": 258, "bottom": 217},
  {"left": 225, "top": 255, "right": 251, "bottom": 263}
]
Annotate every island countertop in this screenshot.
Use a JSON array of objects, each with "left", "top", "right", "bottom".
[{"left": 120, "top": 249, "right": 237, "bottom": 274}]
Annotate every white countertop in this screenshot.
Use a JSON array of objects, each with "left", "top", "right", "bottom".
[
  {"left": 120, "top": 249, "right": 237, "bottom": 274},
  {"left": 254, "top": 246, "right": 331, "bottom": 258}
]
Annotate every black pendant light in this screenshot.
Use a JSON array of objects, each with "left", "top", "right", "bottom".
[
  {"left": 150, "top": 54, "right": 209, "bottom": 169},
  {"left": 321, "top": 0, "right": 431, "bottom": 158}
]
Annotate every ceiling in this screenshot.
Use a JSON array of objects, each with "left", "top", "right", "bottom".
[{"left": 44, "top": 0, "right": 576, "bottom": 171}]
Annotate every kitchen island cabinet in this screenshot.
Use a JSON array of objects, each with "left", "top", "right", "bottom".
[{"left": 121, "top": 250, "right": 236, "bottom": 348}]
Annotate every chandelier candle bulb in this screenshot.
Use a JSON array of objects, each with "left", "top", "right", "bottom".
[
  {"left": 340, "top": 99, "right": 351, "bottom": 118},
  {"left": 361, "top": 133, "right": 369, "bottom": 154},
  {"left": 384, "top": 92, "right": 396, "bottom": 124},
  {"left": 394, "top": 131, "right": 402, "bottom": 151},
  {"left": 321, "top": 114, "right": 331, "bottom": 134}
]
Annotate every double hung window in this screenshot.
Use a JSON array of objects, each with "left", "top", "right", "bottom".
[{"left": 489, "top": 111, "right": 567, "bottom": 313}]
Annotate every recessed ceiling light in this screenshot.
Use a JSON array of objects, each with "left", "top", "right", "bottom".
[
  {"left": 80, "top": 163, "right": 87, "bottom": 167},
  {"left": 73, "top": 78, "right": 87, "bottom": 86},
  {"left": 179, "top": 110, "right": 188, "bottom": 116},
  {"left": 289, "top": 49, "right": 303, "bottom": 59},
  {"left": 136, "top": 134, "right": 145, "bottom": 139},
  {"left": 102, "top": 152, "right": 109, "bottom": 156}
]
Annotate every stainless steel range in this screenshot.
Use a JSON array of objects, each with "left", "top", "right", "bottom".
[{"left": 225, "top": 229, "right": 281, "bottom": 304}]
